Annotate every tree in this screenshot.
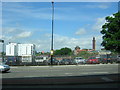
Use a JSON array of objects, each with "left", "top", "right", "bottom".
[
  {"left": 54, "top": 47, "right": 72, "bottom": 55},
  {"left": 101, "top": 12, "right": 120, "bottom": 53}
]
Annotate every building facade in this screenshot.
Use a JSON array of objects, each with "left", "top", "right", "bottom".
[
  {"left": 6, "top": 42, "right": 18, "bottom": 56},
  {"left": 18, "top": 44, "right": 35, "bottom": 63},
  {"left": 6, "top": 43, "right": 35, "bottom": 65},
  {"left": 18, "top": 44, "right": 35, "bottom": 56}
]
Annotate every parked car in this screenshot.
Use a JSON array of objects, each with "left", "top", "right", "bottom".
[
  {"left": 113, "top": 55, "right": 120, "bottom": 63},
  {"left": 116, "top": 55, "right": 120, "bottom": 63},
  {"left": 86, "top": 56, "right": 99, "bottom": 64},
  {"left": 59, "top": 59, "right": 74, "bottom": 65},
  {"left": 74, "top": 57, "right": 86, "bottom": 64},
  {"left": 99, "top": 55, "right": 113, "bottom": 64},
  {"left": 47, "top": 59, "right": 59, "bottom": 65},
  {"left": 0, "top": 62, "right": 10, "bottom": 72}
]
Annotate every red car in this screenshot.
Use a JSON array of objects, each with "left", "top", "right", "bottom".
[{"left": 86, "top": 57, "right": 100, "bottom": 64}]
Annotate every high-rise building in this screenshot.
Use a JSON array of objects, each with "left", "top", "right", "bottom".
[
  {"left": 6, "top": 43, "right": 36, "bottom": 64},
  {"left": 18, "top": 44, "right": 35, "bottom": 56},
  {"left": 18, "top": 44, "right": 35, "bottom": 63},
  {"left": 6, "top": 42, "right": 18, "bottom": 56}
]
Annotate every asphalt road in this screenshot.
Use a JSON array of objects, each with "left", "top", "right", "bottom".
[
  {"left": 1, "top": 64, "right": 120, "bottom": 89},
  {"left": 2, "top": 64, "right": 119, "bottom": 78}
]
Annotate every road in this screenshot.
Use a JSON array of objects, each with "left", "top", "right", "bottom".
[
  {"left": 2, "top": 64, "right": 119, "bottom": 78},
  {"left": 1, "top": 64, "right": 120, "bottom": 89}
]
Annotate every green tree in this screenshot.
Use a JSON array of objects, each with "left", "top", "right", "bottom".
[
  {"left": 54, "top": 47, "right": 72, "bottom": 55},
  {"left": 101, "top": 12, "right": 120, "bottom": 53}
]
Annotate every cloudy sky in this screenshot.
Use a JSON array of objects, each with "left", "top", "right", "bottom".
[{"left": 1, "top": 1, "right": 118, "bottom": 52}]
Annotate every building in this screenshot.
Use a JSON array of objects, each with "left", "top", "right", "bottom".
[
  {"left": 18, "top": 44, "right": 35, "bottom": 63},
  {"left": 6, "top": 42, "right": 18, "bottom": 56},
  {"left": 92, "top": 37, "right": 96, "bottom": 50},
  {"left": 6, "top": 43, "right": 36, "bottom": 65},
  {"left": 18, "top": 44, "right": 35, "bottom": 56},
  {"left": 6, "top": 42, "right": 18, "bottom": 65}
]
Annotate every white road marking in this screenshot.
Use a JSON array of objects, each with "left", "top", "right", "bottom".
[
  {"left": 10, "top": 67, "right": 18, "bottom": 68},
  {"left": 28, "top": 64, "right": 119, "bottom": 68},
  {"left": 101, "top": 77, "right": 114, "bottom": 82},
  {"left": 94, "top": 72, "right": 109, "bottom": 74},
  {"left": 64, "top": 73, "right": 72, "bottom": 75},
  {"left": 80, "top": 73, "right": 89, "bottom": 74}
]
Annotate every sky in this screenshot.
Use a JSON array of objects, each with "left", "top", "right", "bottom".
[{"left": 1, "top": 1, "right": 119, "bottom": 52}]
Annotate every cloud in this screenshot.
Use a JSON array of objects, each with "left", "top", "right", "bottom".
[
  {"left": 17, "top": 31, "right": 32, "bottom": 38},
  {"left": 2, "top": 2, "right": 94, "bottom": 22},
  {"left": 53, "top": 34, "right": 103, "bottom": 50},
  {"left": 75, "top": 28, "right": 86, "bottom": 35},
  {"left": 2, "top": 27, "right": 32, "bottom": 42},
  {"left": 92, "top": 17, "right": 106, "bottom": 31},
  {"left": 2, "top": 28, "right": 103, "bottom": 52},
  {"left": 26, "top": 34, "right": 94, "bottom": 52}
]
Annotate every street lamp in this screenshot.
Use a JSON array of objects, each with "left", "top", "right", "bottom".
[
  {"left": 50, "top": 0, "right": 54, "bottom": 65},
  {"left": 0, "top": 39, "right": 4, "bottom": 62}
]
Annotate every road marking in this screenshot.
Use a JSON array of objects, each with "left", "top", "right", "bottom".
[
  {"left": 101, "top": 77, "right": 114, "bottom": 82},
  {"left": 64, "top": 73, "right": 72, "bottom": 75},
  {"left": 94, "top": 72, "right": 109, "bottom": 74},
  {"left": 28, "top": 64, "right": 119, "bottom": 68},
  {"left": 23, "top": 76, "right": 37, "bottom": 77},
  {"left": 10, "top": 67, "right": 18, "bottom": 68},
  {"left": 81, "top": 73, "right": 89, "bottom": 74}
]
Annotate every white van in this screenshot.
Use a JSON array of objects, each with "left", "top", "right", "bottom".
[{"left": 74, "top": 57, "right": 86, "bottom": 64}]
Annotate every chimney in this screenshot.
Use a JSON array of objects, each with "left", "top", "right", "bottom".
[{"left": 92, "top": 37, "right": 96, "bottom": 50}]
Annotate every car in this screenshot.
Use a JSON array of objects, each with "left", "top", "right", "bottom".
[
  {"left": 116, "top": 55, "right": 120, "bottom": 63},
  {"left": 47, "top": 59, "right": 60, "bottom": 65},
  {"left": 99, "top": 55, "right": 114, "bottom": 64},
  {"left": 111, "top": 55, "right": 120, "bottom": 63},
  {"left": 74, "top": 57, "right": 86, "bottom": 64},
  {"left": 0, "top": 62, "right": 10, "bottom": 72},
  {"left": 59, "top": 59, "right": 73, "bottom": 65},
  {"left": 86, "top": 57, "right": 99, "bottom": 64}
]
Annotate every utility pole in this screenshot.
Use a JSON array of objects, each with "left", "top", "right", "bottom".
[
  {"left": 0, "top": 39, "right": 4, "bottom": 62},
  {"left": 50, "top": 0, "right": 54, "bottom": 65}
]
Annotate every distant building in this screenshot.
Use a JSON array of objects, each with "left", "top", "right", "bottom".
[
  {"left": 6, "top": 42, "right": 36, "bottom": 64},
  {"left": 92, "top": 37, "right": 96, "bottom": 50},
  {"left": 6, "top": 42, "right": 18, "bottom": 56},
  {"left": 18, "top": 44, "right": 35, "bottom": 56},
  {"left": 18, "top": 44, "right": 35, "bottom": 63}
]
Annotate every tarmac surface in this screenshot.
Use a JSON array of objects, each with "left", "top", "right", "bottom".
[{"left": 1, "top": 64, "right": 120, "bottom": 89}]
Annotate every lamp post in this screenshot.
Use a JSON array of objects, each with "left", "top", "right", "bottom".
[
  {"left": 0, "top": 39, "right": 4, "bottom": 62},
  {"left": 50, "top": 0, "right": 54, "bottom": 65}
]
